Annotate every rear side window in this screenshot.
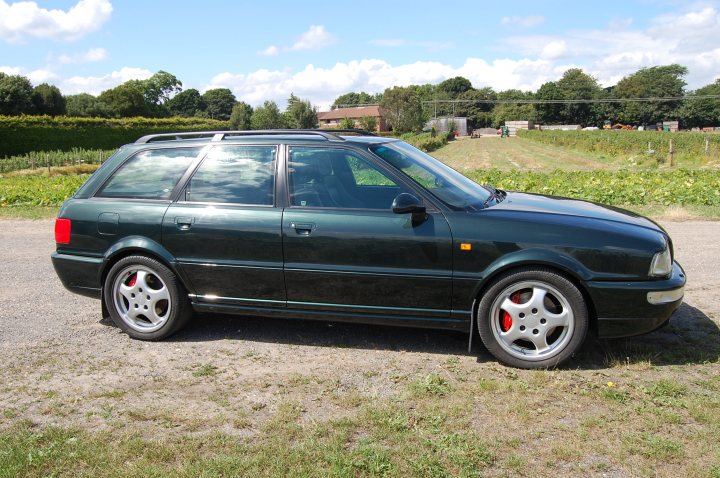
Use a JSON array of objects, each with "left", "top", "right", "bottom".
[
  {"left": 184, "top": 146, "right": 276, "bottom": 205},
  {"left": 97, "top": 148, "right": 200, "bottom": 199}
]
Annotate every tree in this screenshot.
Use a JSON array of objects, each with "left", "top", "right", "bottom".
[
  {"left": 251, "top": 101, "right": 285, "bottom": 129},
  {"left": 0, "top": 73, "right": 33, "bottom": 115},
  {"left": 338, "top": 117, "right": 355, "bottom": 129},
  {"left": 359, "top": 115, "right": 377, "bottom": 131},
  {"left": 141, "top": 71, "right": 182, "bottom": 106},
  {"left": 680, "top": 79, "right": 720, "bottom": 128},
  {"left": 491, "top": 89, "right": 536, "bottom": 128},
  {"left": 456, "top": 87, "right": 496, "bottom": 127},
  {"left": 380, "top": 86, "right": 424, "bottom": 133},
  {"left": 286, "top": 93, "right": 317, "bottom": 128},
  {"left": 202, "top": 88, "right": 236, "bottom": 120},
  {"left": 98, "top": 82, "right": 150, "bottom": 117},
  {"left": 437, "top": 76, "right": 473, "bottom": 97},
  {"left": 331, "top": 91, "right": 382, "bottom": 109},
  {"left": 534, "top": 81, "right": 564, "bottom": 125},
  {"left": 166, "top": 88, "right": 206, "bottom": 117},
  {"left": 229, "top": 101, "right": 253, "bottom": 129},
  {"left": 555, "top": 69, "right": 601, "bottom": 126},
  {"left": 65, "top": 93, "right": 111, "bottom": 117},
  {"left": 31, "top": 83, "right": 66, "bottom": 116},
  {"left": 613, "top": 64, "right": 688, "bottom": 125}
]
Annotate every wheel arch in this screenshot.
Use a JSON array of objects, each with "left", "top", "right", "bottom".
[
  {"left": 470, "top": 251, "right": 598, "bottom": 332},
  {"left": 98, "top": 236, "right": 193, "bottom": 295}
]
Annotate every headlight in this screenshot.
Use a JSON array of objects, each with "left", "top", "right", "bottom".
[{"left": 649, "top": 246, "right": 672, "bottom": 277}]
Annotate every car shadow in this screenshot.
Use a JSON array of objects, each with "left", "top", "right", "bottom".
[{"left": 101, "top": 303, "right": 718, "bottom": 368}]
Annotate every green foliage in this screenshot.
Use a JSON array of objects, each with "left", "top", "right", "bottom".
[
  {"left": 0, "top": 174, "right": 89, "bottom": 206},
  {"left": 456, "top": 87, "right": 496, "bottom": 127},
  {"left": 331, "top": 91, "right": 382, "bottom": 109},
  {"left": 338, "top": 117, "right": 355, "bottom": 129},
  {"left": 201, "top": 88, "right": 236, "bottom": 120},
  {"left": 401, "top": 132, "right": 448, "bottom": 152},
  {"left": 166, "top": 88, "right": 206, "bottom": 117},
  {"left": 381, "top": 86, "right": 424, "bottom": 133},
  {"left": 0, "top": 148, "right": 112, "bottom": 173},
  {"left": 492, "top": 89, "right": 537, "bottom": 127},
  {"left": 141, "top": 70, "right": 182, "bottom": 106},
  {"left": 681, "top": 79, "right": 720, "bottom": 128},
  {"left": 251, "top": 101, "right": 286, "bottom": 129},
  {"left": 228, "top": 101, "right": 253, "bottom": 130},
  {"left": 0, "top": 115, "right": 229, "bottom": 156},
  {"left": 466, "top": 168, "right": 720, "bottom": 206},
  {"left": 519, "top": 129, "right": 720, "bottom": 163},
  {"left": 437, "top": 76, "right": 473, "bottom": 97},
  {"left": 0, "top": 73, "right": 33, "bottom": 115},
  {"left": 98, "top": 82, "right": 150, "bottom": 118},
  {"left": 359, "top": 115, "right": 377, "bottom": 132},
  {"left": 613, "top": 64, "right": 688, "bottom": 125},
  {"left": 31, "top": 84, "right": 66, "bottom": 116},
  {"left": 65, "top": 94, "right": 111, "bottom": 118},
  {"left": 285, "top": 93, "right": 317, "bottom": 129}
]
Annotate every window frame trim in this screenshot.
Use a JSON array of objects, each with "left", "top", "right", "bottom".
[{"left": 284, "top": 143, "right": 442, "bottom": 213}]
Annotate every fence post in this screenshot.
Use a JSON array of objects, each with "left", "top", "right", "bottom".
[
  {"left": 705, "top": 138, "right": 710, "bottom": 155},
  {"left": 667, "top": 139, "right": 674, "bottom": 167},
  {"left": 47, "top": 154, "right": 50, "bottom": 173}
]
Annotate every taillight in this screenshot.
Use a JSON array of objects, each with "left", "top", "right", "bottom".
[{"left": 55, "top": 218, "right": 71, "bottom": 244}]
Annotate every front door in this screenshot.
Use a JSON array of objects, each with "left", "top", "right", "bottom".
[
  {"left": 162, "top": 145, "right": 285, "bottom": 307},
  {"left": 282, "top": 146, "right": 453, "bottom": 318}
]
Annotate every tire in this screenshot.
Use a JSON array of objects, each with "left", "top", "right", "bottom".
[
  {"left": 477, "top": 267, "right": 588, "bottom": 369},
  {"left": 103, "top": 255, "right": 192, "bottom": 340}
]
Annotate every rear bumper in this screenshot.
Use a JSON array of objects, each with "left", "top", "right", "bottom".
[
  {"left": 51, "top": 252, "right": 103, "bottom": 299},
  {"left": 589, "top": 262, "right": 686, "bottom": 338}
]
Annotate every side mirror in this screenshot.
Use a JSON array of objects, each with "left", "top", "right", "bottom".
[{"left": 392, "top": 193, "right": 427, "bottom": 222}]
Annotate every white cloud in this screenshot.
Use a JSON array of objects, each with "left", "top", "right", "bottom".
[
  {"left": 58, "top": 47, "right": 108, "bottom": 64},
  {"left": 59, "top": 67, "right": 152, "bottom": 95},
  {"left": 258, "top": 25, "right": 334, "bottom": 56},
  {"left": 501, "top": 15, "right": 545, "bottom": 28},
  {"left": 0, "top": 65, "right": 22, "bottom": 75},
  {"left": 258, "top": 45, "right": 279, "bottom": 57},
  {"left": 0, "top": 0, "right": 112, "bottom": 43},
  {"left": 540, "top": 40, "right": 567, "bottom": 60},
  {"left": 290, "top": 25, "right": 334, "bottom": 51},
  {"left": 205, "top": 57, "right": 567, "bottom": 110},
  {"left": 0, "top": 65, "right": 57, "bottom": 84}
]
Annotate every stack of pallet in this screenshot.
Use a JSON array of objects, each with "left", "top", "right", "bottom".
[{"left": 504, "top": 120, "right": 535, "bottom": 136}]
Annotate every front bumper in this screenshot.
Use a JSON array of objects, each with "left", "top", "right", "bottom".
[
  {"left": 51, "top": 252, "right": 103, "bottom": 299},
  {"left": 588, "top": 261, "right": 686, "bottom": 338}
]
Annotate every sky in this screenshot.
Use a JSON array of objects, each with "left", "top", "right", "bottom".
[{"left": 1, "top": 0, "right": 719, "bottom": 110}]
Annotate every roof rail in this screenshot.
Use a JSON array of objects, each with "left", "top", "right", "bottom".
[
  {"left": 317, "top": 128, "right": 377, "bottom": 137},
  {"left": 134, "top": 129, "right": 348, "bottom": 144}
]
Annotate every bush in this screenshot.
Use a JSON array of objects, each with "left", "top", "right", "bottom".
[
  {"left": 0, "top": 115, "right": 230, "bottom": 157},
  {"left": 401, "top": 133, "right": 448, "bottom": 152}
]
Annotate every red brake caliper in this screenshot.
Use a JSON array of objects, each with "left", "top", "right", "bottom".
[
  {"left": 127, "top": 273, "right": 137, "bottom": 287},
  {"left": 500, "top": 292, "right": 521, "bottom": 332}
]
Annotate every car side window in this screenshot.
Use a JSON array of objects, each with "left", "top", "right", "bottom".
[
  {"left": 97, "top": 148, "right": 200, "bottom": 200},
  {"left": 185, "top": 146, "right": 276, "bottom": 205},
  {"left": 288, "top": 147, "right": 407, "bottom": 209}
]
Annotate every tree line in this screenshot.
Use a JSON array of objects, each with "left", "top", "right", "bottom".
[{"left": 1, "top": 64, "right": 718, "bottom": 133}]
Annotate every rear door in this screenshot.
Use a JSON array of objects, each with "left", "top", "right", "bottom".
[
  {"left": 162, "top": 144, "right": 285, "bottom": 307},
  {"left": 282, "top": 146, "right": 453, "bottom": 318}
]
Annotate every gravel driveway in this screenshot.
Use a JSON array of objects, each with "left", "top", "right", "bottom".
[{"left": 0, "top": 219, "right": 718, "bottom": 439}]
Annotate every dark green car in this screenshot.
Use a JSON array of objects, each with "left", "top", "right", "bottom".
[{"left": 52, "top": 130, "right": 686, "bottom": 368}]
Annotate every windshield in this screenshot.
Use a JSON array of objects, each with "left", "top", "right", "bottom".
[{"left": 369, "top": 141, "right": 492, "bottom": 210}]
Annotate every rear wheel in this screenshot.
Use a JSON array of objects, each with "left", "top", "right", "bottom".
[
  {"left": 103, "top": 255, "right": 191, "bottom": 340},
  {"left": 477, "top": 268, "right": 588, "bottom": 369}
]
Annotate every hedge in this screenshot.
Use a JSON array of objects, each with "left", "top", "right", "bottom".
[{"left": 0, "top": 115, "right": 230, "bottom": 157}]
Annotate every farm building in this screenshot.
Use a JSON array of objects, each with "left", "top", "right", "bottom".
[
  {"left": 317, "top": 106, "right": 388, "bottom": 132},
  {"left": 425, "top": 117, "right": 470, "bottom": 136}
]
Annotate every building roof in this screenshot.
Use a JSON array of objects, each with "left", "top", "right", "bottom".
[{"left": 317, "top": 105, "right": 383, "bottom": 120}]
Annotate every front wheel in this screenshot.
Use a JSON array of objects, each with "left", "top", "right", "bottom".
[
  {"left": 103, "top": 255, "right": 191, "bottom": 340},
  {"left": 477, "top": 268, "right": 588, "bottom": 369}
]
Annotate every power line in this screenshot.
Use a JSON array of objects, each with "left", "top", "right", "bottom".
[{"left": 422, "top": 95, "right": 720, "bottom": 105}]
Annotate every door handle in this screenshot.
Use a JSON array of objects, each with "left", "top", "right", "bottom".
[
  {"left": 175, "top": 217, "right": 195, "bottom": 231},
  {"left": 290, "top": 222, "right": 315, "bottom": 236}
]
